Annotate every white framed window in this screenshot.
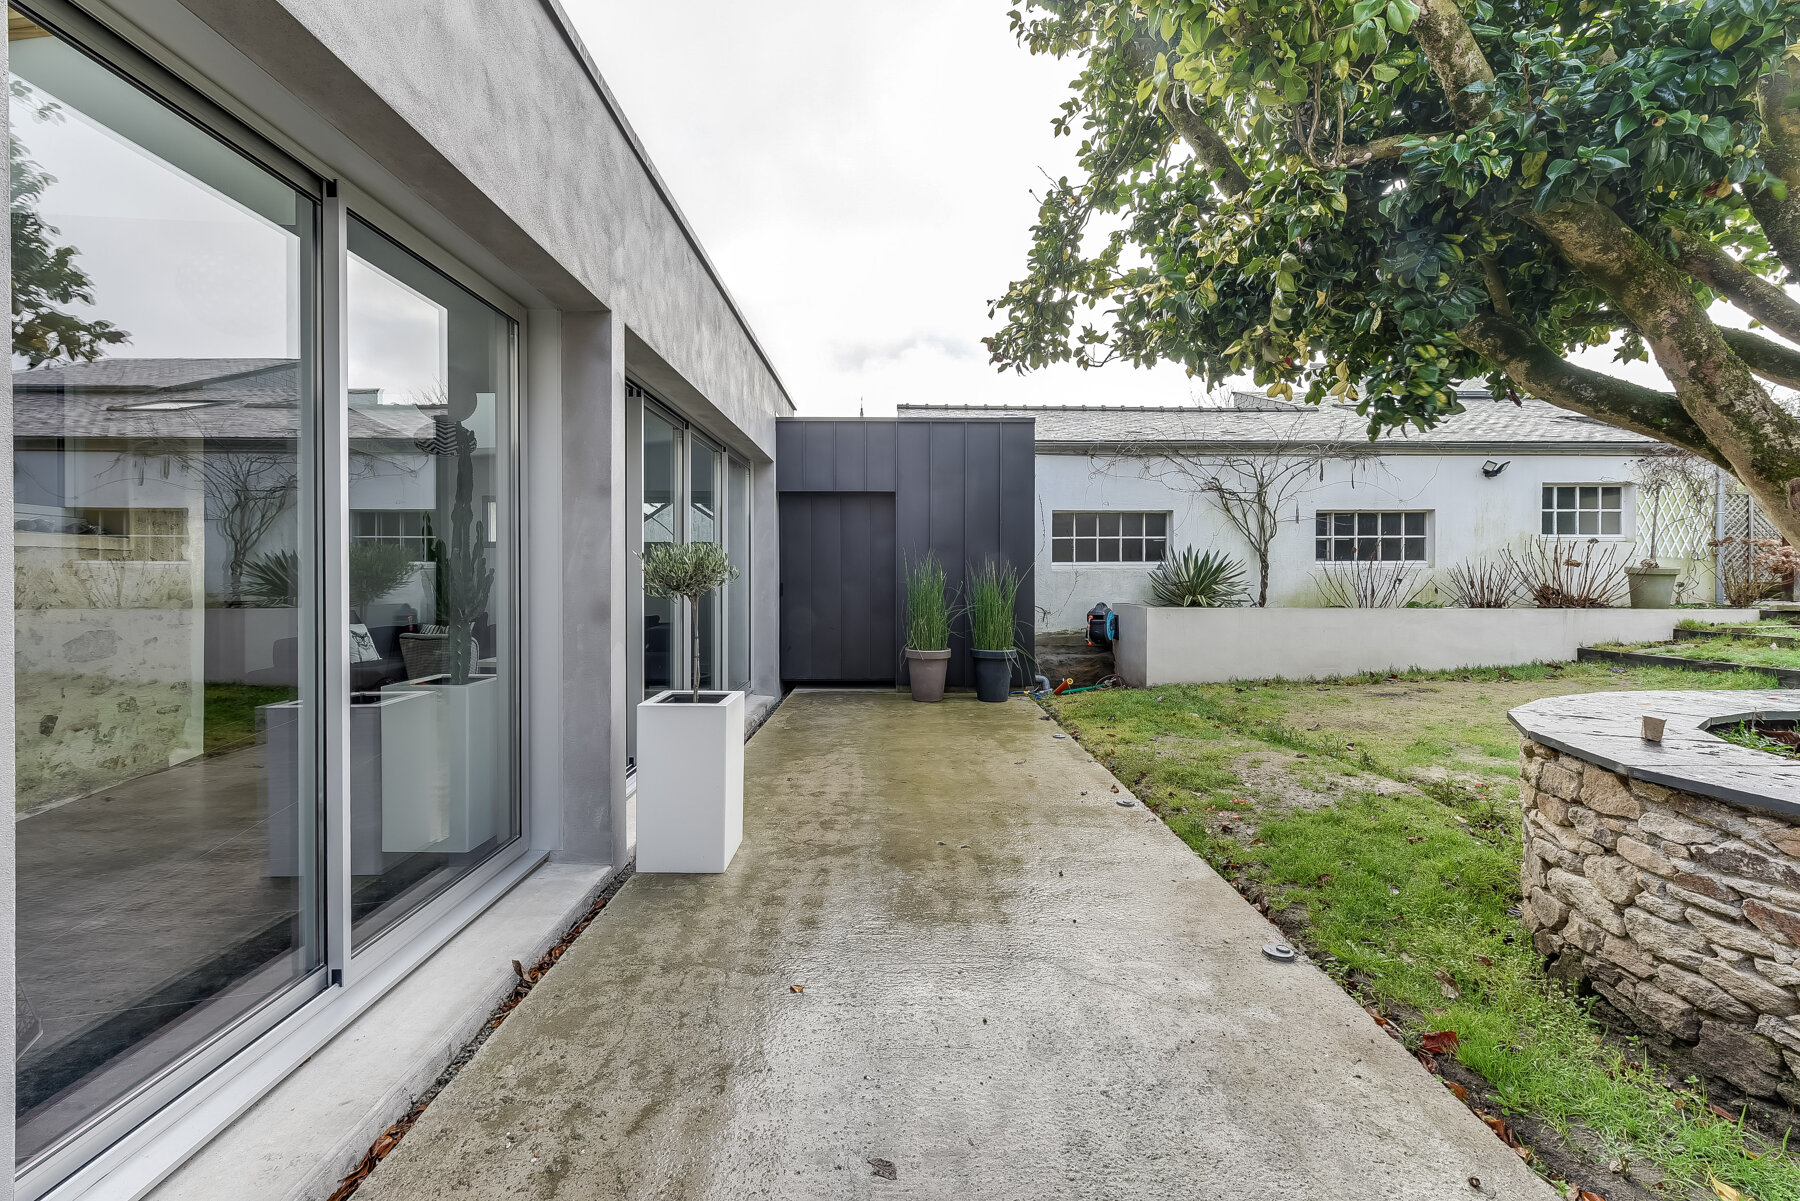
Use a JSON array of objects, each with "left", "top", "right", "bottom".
[
  {"left": 1542, "top": 484, "right": 1624, "bottom": 536},
  {"left": 1314, "top": 511, "right": 1429, "bottom": 562},
  {"left": 1052, "top": 511, "right": 1168, "bottom": 564}
]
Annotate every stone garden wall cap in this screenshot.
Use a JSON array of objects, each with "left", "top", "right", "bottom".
[{"left": 1509, "top": 690, "right": 1800, "bottom": 818}]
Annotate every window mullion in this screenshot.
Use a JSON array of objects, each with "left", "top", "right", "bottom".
[{"left": 320, "top": 189, "right": 354, "bottom": 987}]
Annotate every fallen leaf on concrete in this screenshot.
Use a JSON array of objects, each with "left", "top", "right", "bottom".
[
  {"left": 790, "top": 984, "right": 804, "bottom": 994},
  {"left": 1416, "top": 1051, "right": 1437, "bottom": 1071},
  {"left": 1467, "top": 1177, "right": 1481, "bottom": 1191},
  {"left": 1444, "top": 1079, "right": 1469, "bottom": 1102},
  {"left": 1435, "top": 970, "right": 1461, "bottom": 1000},
  {"left": 1579, "top": 1191, "right": 1608, "bottom": 1201},
  {"left": 1365, "top": 1006, "right": 1389, "bottom": 1027},
  {"left": 1421, "top": 1030, "right": 1460, "bottom": 1054},
  {"left": 1514, "top": 1144, "right": 1532, "bottom": 1164},
  {"left": 1479, "top": 1114, "right": 1509, "bottom": 1142},
  {"left": 1110, "top": 784, "right": 1119, "bottom": 793},
  {"left": 870, "top": 1158, "right": 897, "bottom": 1181}
]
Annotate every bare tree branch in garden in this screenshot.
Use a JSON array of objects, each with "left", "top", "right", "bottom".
[
  {"left": 1100, "top": 412, "right": 1377, "bottom": 606},
  {"left": 988, "top": 0, "right": 1800, "bottom": 541}
]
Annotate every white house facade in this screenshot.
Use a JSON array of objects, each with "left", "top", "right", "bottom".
[
  {"left": 904, "top": 396, "right": 1716, "bottom": 631},
  {"left": 2, "top": 4, "right": 789, "bottom": 1199}
]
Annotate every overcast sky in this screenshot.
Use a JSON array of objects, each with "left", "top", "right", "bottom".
[
  {"left": 563, "top": 0, "right": 1204, "bottom": 417},
  {"left": 562, "top": 1, "right": 1778, "bottom": 418}
]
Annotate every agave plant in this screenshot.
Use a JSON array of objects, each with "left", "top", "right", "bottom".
[{"left": 1148, "top": 547, "right": 1248, "bottom": 608}]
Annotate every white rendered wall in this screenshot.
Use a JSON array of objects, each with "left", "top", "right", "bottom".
[
  {"left": 1114, "top": 605, "right": 1762, "bottom": 686},
  {"left": 1035, "top": 449, "right": 1677, "bottom": 630}
]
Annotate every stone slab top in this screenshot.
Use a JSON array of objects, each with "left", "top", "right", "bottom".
[{"left": 1509, "top": 689, "right": 1800, "bottom": 817}]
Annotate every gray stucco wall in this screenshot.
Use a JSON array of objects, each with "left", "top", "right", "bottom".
[{"left": 170, "top": 0, "right": 791, "bottom": 456}]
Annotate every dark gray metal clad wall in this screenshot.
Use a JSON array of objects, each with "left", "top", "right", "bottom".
[{"left": 777, "top": 417, "right": 1035, "bottom": 687}]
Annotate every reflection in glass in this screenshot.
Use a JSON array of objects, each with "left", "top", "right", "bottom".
[
  {"left": 642, "top": 408, "right": 679, "bottom": 696},
  {"left": 691, "top": 440, "right": 719, "bottom": 690},
  {"left": 10, "top": 9, "right": 321, "bottom": 1162},
  {"left": 727, "top": 459, "right": 750, "bottom": 691},
  {"left": 346, "top": 216, "right": 516, "bottom": 948}
]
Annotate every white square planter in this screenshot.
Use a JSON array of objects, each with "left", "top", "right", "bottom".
[
  {"left": 382, "top": 674, "right": 503, "bottom": 854},
  {"left": 636, "top": 690, "right": 745, "bottom": 873}
]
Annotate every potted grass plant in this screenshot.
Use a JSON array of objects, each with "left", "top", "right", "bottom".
[
  {"left": 904, "top": 553, "right": 951, "bottom": 702},
  {"left": 966, "top": 560, "right": 1021, "bottom": 704},
  {"left": 636, "top": 540, "right": 744, "bottom": 873}
]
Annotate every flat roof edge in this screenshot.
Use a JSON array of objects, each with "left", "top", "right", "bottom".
[{"left": 534, "top": 0, "right": 795, "bottom": 412}]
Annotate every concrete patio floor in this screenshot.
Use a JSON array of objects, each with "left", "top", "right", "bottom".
[{"left": 357, "top": 690, "right": 1552, "bottom": 1200}]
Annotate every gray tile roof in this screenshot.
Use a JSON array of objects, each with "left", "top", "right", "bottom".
[
  {"left": 12, "top": 358, "right": 432, "bottom": 442},
  {"left": 899, "top": 390, "right": 1658, "bottom": 452}
]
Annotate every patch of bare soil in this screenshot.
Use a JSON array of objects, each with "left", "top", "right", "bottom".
[{"left": 1228, "top": 749, "right": 1414, "bottom": 813}]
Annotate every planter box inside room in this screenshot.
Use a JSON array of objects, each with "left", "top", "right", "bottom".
[
  {"left": 637, "top": 689, "right": 745, "bottom": 873},
  {"left": 262, "top": 690, "right": 439, "bottom": 875},
  {"left": 381, "top": 674, "right": 503, "bottom": 854}
]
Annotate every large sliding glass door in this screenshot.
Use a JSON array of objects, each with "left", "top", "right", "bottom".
[
  {"left": 9, "top": 7, "right": 325, "bottom": 1165},
  {"left": 8, "top": 4, "right": 522, "bottom": 1187}
]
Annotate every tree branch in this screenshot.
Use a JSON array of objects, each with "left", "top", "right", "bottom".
[
  {"left": 1410, "top": 0, "right": 1496, "bottom": 126},
  {"left": 1120, "top": 36, "right": 1252, "bottom": 196},
  {"left": 1672, "top": 232, "right": 1800, "bottom": 345},
  {"left": 1339, "top": 132, "right": 1433, "bottom": 166},
  {"left": 1458, "top": 310, "right": 1729, "bottom": 468},
  {"left": 1721, "top": 327, "right": 1800, "bottom": 392},
  {"left": 1527, "top": 201, "right": 1800, "bottom": 535},
  {"left": 1752, "top": 54, "right": 1800, "bottom": 283}
]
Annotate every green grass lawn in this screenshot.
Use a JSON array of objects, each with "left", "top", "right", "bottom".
[
  {"left": 1600, "top": 634, "right": 1800, "bottom": 671},
  {"left": 1048, "top": 660, "right": 1798, "bottom": 1201},
  {"left": 203, "top": 682, "right": 292, "bottom": 756}
]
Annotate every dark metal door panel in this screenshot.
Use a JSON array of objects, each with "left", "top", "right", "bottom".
[{"left": 779, "top": 493, "right": 897, "bottom": 682}]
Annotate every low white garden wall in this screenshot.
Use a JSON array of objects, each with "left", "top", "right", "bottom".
[{"left": 1113, "top": 605, "right": 1762, "bottom": 686}]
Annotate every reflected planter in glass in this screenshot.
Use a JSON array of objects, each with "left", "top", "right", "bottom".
[
  {"left": 381, "top": 675, "right": 502, "bottom": 854},
  {"left": 636, "top": 690, "right": 744, "bottom": 874}
]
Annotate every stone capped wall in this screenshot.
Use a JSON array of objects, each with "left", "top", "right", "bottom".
[{"left": 1520, "top": 737, "right": 1800, "bottom": 1101}]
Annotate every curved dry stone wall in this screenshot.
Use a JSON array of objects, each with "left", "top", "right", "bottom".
[{"left": 1519, "top": 738, "right": 1800, "bottom": 1101}]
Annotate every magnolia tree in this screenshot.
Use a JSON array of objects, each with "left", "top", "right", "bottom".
[{"left": 987, "top": 0, "right": 1800, "bottom": 539}]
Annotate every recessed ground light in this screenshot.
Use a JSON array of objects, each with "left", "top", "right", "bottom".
[{"left": 1262, "top": 943, "right": 1297, "bottom": 963}]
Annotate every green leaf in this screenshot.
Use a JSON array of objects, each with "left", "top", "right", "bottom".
[
  {"left": 1461, "top": 79, "right": 1493, "bottom": 93},
  {"left": 1385, "top": 0, "right": 1418, "bottom": 33},
  {"left": 1544, "top": 158, "right": 1574, "bottom": 180},
  {"left": 1371, "top": 63, "right": 1399, "bottom": 82}
]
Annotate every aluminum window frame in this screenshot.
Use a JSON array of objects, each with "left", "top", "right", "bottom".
[{"left": 10, "top": 7, "right": 539, "bottom": 1197}]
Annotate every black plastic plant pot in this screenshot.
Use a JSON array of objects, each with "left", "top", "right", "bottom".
[{"left": 971, "top": 649, "right": 1013, "bottom": 703}]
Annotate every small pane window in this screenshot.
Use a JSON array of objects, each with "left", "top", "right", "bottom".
[
  {"left": 1052, "top": 512, "right": 1172, "bottom": 564},
  {"left": 1314, "top": 512, "right": 1432, "bottom": 564},
  {"left": 1543, "top": 484, "right": 1626, "bottom": 539}
]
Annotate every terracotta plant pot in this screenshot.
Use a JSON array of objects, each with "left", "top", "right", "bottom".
[{"left": 905, "top": 648, "right": 950, "bottom": 702}]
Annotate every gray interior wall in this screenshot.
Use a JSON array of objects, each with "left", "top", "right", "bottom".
[{"left": 776, "top": 418, "right": 1035, "bottom": 688}]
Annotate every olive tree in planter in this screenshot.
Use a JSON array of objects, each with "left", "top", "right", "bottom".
[
  {"left": 967, "top": 561, "right": 1022, "bottom": 704},
  {"left": 904, "top": 553, "right": 951, "bottom": 703},
  {"left": 637, "top": 541, "right": 743, "bottom": 873}
]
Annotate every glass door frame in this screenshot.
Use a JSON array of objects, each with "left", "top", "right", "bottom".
[
  {"left": 11, "top": 5, "right": 539, "bottom": 1195},
  {"left": 632, "top": 387, "right": 751, "bottom": 700}
]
